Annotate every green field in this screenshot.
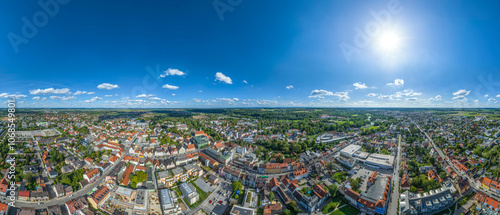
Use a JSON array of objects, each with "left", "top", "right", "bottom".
[{"left": 330, "top": 204, "right": 359, "bottom": 215}]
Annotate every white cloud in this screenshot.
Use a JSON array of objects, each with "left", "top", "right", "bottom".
[
  {"left": 172, "top": 94, "right": 176, "bottom": 96},
  {"left": 136, "top": 94, "right": 154, "bottom": 98},
  {"left": 198, "top": 90, "right": 203, "bottom": 93},
  {"left": 73, "top": 91, "right": 87, "bottom": 95},
  {"left": 30, "top": 88, "right": 70, "bottom": 95},
  {"left": 485, "top": 94, "right": 489, "bottom": 97},
  {"left": 97, "top": 83, "right": 119, "bottom": 90},
  {"left": 215, "top": 72, "right": 232, "bottom": 84},
  {"left": 243, "top": 80, "right": 248, "bottom": 84},
  {"left": 1, "top": 94, "right": 27, "bottom": 99},
  {"left": 50, "top": 96, "right": 76, "bottom": 101},
  {"left": 386, "top": 79, "right": 404, "bottom": 87},
  {"left": 87, "top": 92, "right": 95, "bottom": 95},
  {"left": 162, "top": 84, "right": 179, "bottom": 90},
  {"left": 104, "top": 95, "right": 113, "bottom": 97},
  {"left": 0, "top": 93, "right": 27, "bottom": 98},
  {"left": 309, "top": 89, "right": 333, "bottom": 98},
  {"left": 149, "top": 97, "right": 163, "bottom": 101},
  {"left": 85, "top": 96, "right": 102, "bottom": 103},
  {"left": 378, "top": 95, "right": 394, "bottom": 100},
  {"left": 32, "top": 96, "right": 40, "bottom": 100},
  {"left": 256, "top": 100, "right": 278, "bottom": 105},
  {"left": 367, "top": 93, "right": 377, "bottom": 97},
  {"left": 429, "top": 95, "right": 442, "bottom": 101},
  {"left": 489, "top": 98, "right": 496, "bottom": 102},
  {"left": 159, "top": 68, "right": 186, "bottom": 78},
  {"left": 353, "top": 82, "right": 368, "bottom": 89},
  {"left": 452, "top": 89, "right": 470, "bottom": 102},
  {"left": 286, "top": 85, "right": 294, "bottom": 89},
  {"left": 406, "top": 97, "right": 419, "bottom": 102},
  {"left": 496, "top": 94, "right": 500, "bottom": 98},
  {"left": 394, "top": 89, "right": 422, "bottom": 97},
  {"left": 333, "top": 92, "right": 350, "bottom": 101},
  {"left": 217, "top": 98, "right": 238, "bottom": 103},
  {"left": 41, "top": 97, "right": 47, "bottom": 101}
]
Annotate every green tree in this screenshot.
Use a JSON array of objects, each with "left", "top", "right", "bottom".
[{"left": 232, "top": 180, "right": 242, "bottom": 192}]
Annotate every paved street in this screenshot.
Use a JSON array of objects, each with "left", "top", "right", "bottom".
[{"left": 387, "top": 134, "right": 402, "bottom": 215}]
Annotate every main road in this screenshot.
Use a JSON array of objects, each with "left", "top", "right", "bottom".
[
  {"left": 387, "top": 134, "right": 402, "bottom": 215},
  {"left": 13, "top": 156, "right": 123, "bottom": 209}
]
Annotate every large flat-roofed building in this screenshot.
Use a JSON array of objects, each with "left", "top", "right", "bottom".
[
  {"left": 159, "top": 189, "right": 180, "bottom": 214},
  {"left": 192, "top": 135, "right": 209, "bottom": 149},
  {"left": 340, "top": 144, "right": 362, "bottom": 158},
  {"left": 179, "top": 182, "right": 199, "bottom": 205},
  {"left": 230, "top": 205, "right": 256, "bottom": 215},
  {"left": 353, "top": 151, "right": 370, "bottom": 159},
  {"left": 399, "top": 185, "right": 456, "bottom": 215},
  {"left": 364, "top": 154, "right": 395, "bottom": 170}
]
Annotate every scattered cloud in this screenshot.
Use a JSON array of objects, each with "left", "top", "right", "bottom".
[
  {"left": 50, "top": 96, "right": 76, "bottom": 101},
  {"left": 97, "top": 83, "right": 119, "bottom": 90},
  {"left": 309, "top": 89, "right": 333, "bottom": 98},
  {"left": 136, "top": 94, "right": 154, "bottom": 98},
  {"left": 353, "top": 82, "right": 368, "bottom": 89},
  {"left": 452, "top": 89, "right": 470, "bottom": 102},
  {"left": 243, "top": 80, "right": 248, "bottom": 84},
  {"left": 30, "top": 88, "right": 70, "bottom": 95},
  {"left": 394, "top": 89, "right": 422, "bottom": 98},
  {"left": 32, "top": 96, "right": 40, "bottom": 100},
  {"left": 217, "top": 98, "right": 239, "bottom": 103},
  {"left": 429, "top": 95, "right": 442, "bottom": 101},
  {"left": 215, "top": 72, "right": 232, "bottom": 84},
  {"left": 286, "top": 85, "right": 294, "bottom": 89},
  {"left": 73, "top": 91, "right": 87, "bottom": 95},
  {"left": 367, "top": 93, "right": 377, "bottom": 97},
  {"left": 386, "top": 79, "right": 404, "bottom": 87},
  {"left": 333, "top": 92, "right": 350, "bottom": 101},
  {"left": 85, "top": 96, "right": 102, "bottom": 103},
  {"left": 162, "top": 84, "right": 179, "bottom": 90},
  {"left": 489, "top": 97, "right": 496, "bottom": 102},
  {"left": 0, "top": 93, "right": 27, "bottom": 98},
  {"left": 104, "top": 95, "right": 113, "bottom": 97},
  {"left": 159, "top": 68, "right": 186, "bottom": 78}
]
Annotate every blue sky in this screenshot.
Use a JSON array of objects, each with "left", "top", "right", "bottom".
[{"left": 2, "top": 0, "right": 500, "bottom": 108}]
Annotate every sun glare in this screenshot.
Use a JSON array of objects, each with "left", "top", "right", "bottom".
[{"left": 377, "top": 32, "right": 401, "bottom": 53}]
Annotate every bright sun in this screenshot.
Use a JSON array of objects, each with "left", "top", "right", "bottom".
[{"left": 377, "top": 32, "right": 401, "bottom": 53}]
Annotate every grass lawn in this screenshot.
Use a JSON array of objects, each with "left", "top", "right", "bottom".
[
  {"left": 322, "top": 196, "right": 342, "bottom": 214},
  {"left": 330, "top": 203, "right": 359, "bottom": 215}
]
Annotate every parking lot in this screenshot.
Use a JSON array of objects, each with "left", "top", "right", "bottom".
[{"left": 202, "top": 179, "right": 232, "bottom": 215}]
